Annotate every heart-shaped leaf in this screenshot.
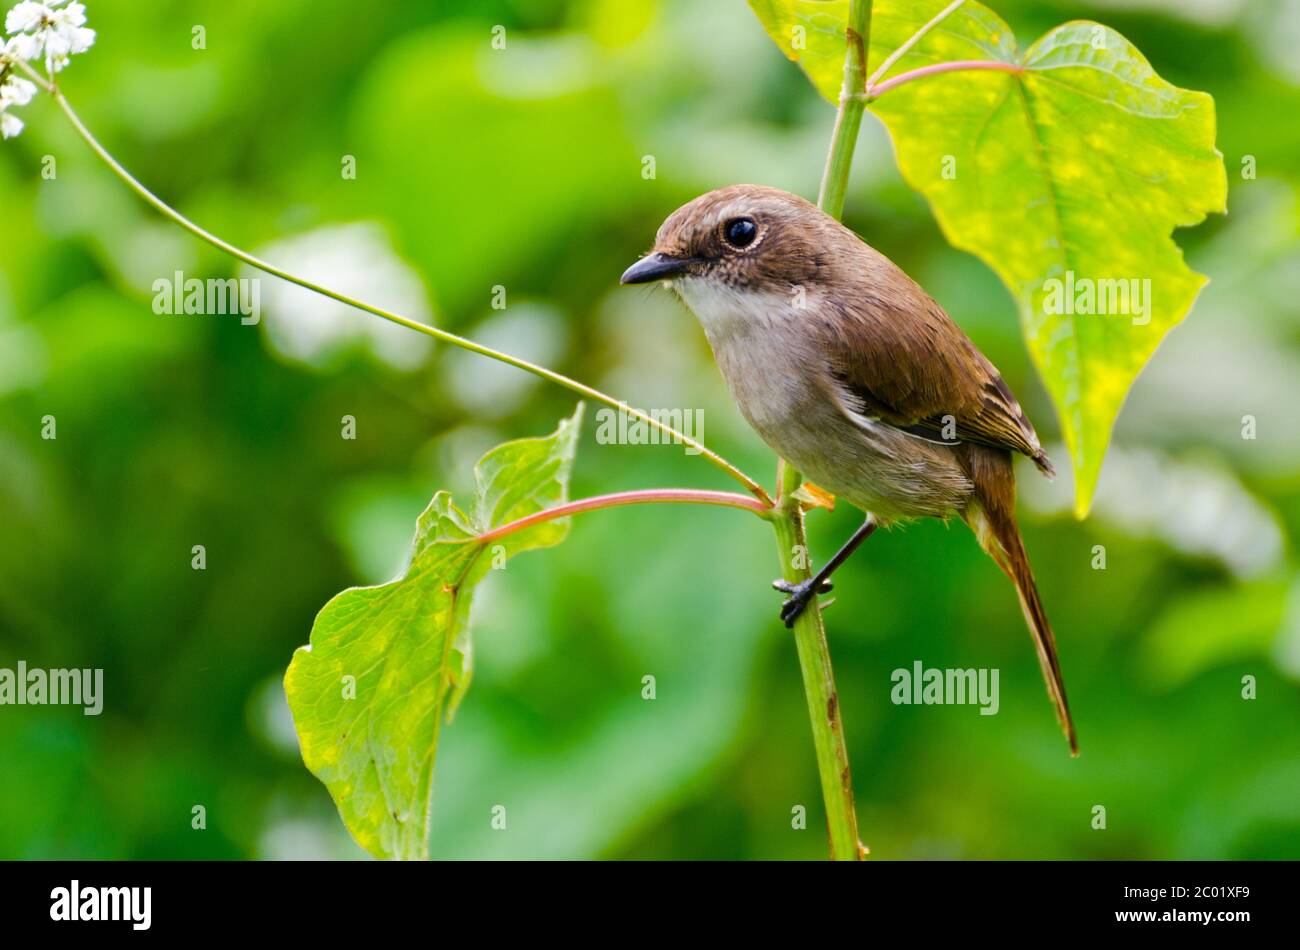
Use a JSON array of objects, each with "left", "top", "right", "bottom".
[
  {"left": 749, "top": 0, "right": 1227, "bottom": 514},
  {"left": 285, "top": 405, "right": 583, "bottom": 859}
]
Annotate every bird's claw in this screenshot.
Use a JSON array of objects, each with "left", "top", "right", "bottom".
[{"left": 771, "top": 577, "right": 832, "bottom": 627}]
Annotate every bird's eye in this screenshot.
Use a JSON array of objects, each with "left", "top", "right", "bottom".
[{"left": 723, "top": 217, "right": 758, "bottom": 249}]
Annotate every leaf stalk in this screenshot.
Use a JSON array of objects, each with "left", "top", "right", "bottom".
[
  {"left": 473, "top": 488, "right": 773, "bottom": 545},
  {"left": 868, "top": 59, "right": 1025, "bottom": 100}
]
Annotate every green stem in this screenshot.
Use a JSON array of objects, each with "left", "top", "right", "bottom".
[
  {"left": 777, "top": 0, "right": 873, "bottom": 861},
  {"left": 773, "top": 464, "right": 863, "bottom": 861},
  {"left": 34, "top": 73, "right": 773, "bottom": 507},
  {"left": 816, "top": 0, "right": 873, "bottom": 219}
]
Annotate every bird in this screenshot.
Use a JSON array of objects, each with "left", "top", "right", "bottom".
[{"left": 621, "top": 184, "right": 1077, "bottom": 755}]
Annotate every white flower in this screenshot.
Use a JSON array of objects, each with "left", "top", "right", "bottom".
[
  {"left": 0, "top": 74, "right": 34, "bottom": 106},
  {"left": 4, "top": 1, "right": 45, "bottom": 34},
  {"left": 7, "top": 30, "right": 36, "bottom": 61},
  {"left": 4, "top": 0, "right": 94, "bottom": 74},
  {"left": 0, "top": 0, "right": 96, "bottom": 139},
  {"left": 0, "top": 32, "right": 38, "bottom": 138}
]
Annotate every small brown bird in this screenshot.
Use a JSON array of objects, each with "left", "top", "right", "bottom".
[{"left": 621, "top": 184, "right": 1077, "bottom": 755}]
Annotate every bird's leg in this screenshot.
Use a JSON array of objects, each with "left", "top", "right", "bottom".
[{"left": 773, "top": 515, "right": 878, "bottom": 628}]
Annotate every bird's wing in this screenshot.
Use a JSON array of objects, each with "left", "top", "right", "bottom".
[{"left": 812, "top": 284, "right": 1055, "bottom": 476}]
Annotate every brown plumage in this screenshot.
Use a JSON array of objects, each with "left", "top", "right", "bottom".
[{"left": 622, "top": 184, "right": 1077, "bottom": 755}]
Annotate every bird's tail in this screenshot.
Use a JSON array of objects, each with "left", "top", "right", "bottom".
[{"left": 965, "top": 448, "right": 1078, "bottom": 756}]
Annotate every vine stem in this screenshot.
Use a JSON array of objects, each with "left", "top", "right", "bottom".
[
  {"left": 785, "top": 0, "right": 873, "bottom": 862},
  {"left": 24, "top": 64, "right": 773, "bottom": 507}
]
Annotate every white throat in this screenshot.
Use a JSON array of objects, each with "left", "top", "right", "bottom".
[{"left": 674, "top": 277, "right": 805, "bottom": 346}]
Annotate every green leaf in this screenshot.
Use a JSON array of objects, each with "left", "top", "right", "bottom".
[
  {"left": 748, "top": 0, "right": 1227, "bottom": 515},
  {"left": 284, "top": 405, "right": 584, "bottom": 859}
]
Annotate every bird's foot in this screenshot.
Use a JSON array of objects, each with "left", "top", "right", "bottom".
[{"left": 771, "top": 577, "right": 833, "bottom": 628}]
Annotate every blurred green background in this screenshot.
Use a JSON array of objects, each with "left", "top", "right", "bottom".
[{"left": 1, "top": 0, "right": 1298, "bottom": 859}]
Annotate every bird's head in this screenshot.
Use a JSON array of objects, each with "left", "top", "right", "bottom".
[{"left": 620, "top": 185, "right": 843, "bottom": 319}]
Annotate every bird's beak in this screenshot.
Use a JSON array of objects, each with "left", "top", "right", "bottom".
[{"left": 620, "top": 252, "right": 693, "bottom": 285}]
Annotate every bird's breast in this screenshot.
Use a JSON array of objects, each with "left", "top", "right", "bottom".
[
  {"left": 675, "top": 279, "right": 817, "bottom": 433},
  {"left": 675, "top": 277, "right": 973, "bottom": 519}
]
